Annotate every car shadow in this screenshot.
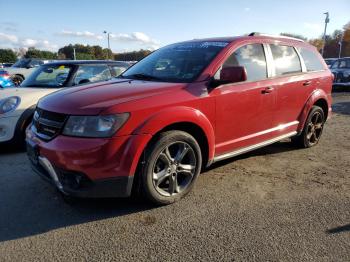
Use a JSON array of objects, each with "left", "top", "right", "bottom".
[
  {"left": 0, "top": 173, "right": 155, "bottom": 243},
  {"left": 326, "top": 224, "right": 350, "bottom": 234},
  {"left": 332, "top": 101, "right": 350, "bottom": 116}
]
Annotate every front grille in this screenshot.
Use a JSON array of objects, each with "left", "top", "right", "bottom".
[{"left": 32, "top": 108, "right": 67, "bottom": 141}]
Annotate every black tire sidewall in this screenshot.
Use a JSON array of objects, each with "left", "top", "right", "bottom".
[
  {"left": 302, "top": 106, "right": 325, "bottom": 148},
  {"left": 142, "top": 131, "right": 202, "bottom": 205}
]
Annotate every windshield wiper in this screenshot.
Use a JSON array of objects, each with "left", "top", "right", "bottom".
[{"left": 122, "top": 73, "right": 162, "bottom": 81}]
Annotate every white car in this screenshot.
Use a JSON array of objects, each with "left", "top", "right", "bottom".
[
  {"left": 5, "top": 58, "right": 50, "bottom": 86},
  {"left": 0, "top": 60, "right": 130, "bottom": 147}
]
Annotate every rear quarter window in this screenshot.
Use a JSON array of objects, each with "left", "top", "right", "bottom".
[
  {"left": 270, "top": 44, "right": 302, "bottom": 76},
  {"left": 298, "top": 47, "right": 324, "bottom": 72}
]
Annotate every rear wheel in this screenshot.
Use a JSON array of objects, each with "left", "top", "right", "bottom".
[
  {"left": 11, "top": 75, "right": 24, "bottom": 86},
  {"left": 292, "top": 105, "right": 325, "bottom": 148},
  {"left": 141, "top": 131, "right": 202, "bottom": 205}
]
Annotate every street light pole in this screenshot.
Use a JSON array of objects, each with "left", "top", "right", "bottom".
[
  {"left": 321, "top": 12, "right": 330, "bottom": 57},
  {"left": 103, "top": 31, "right": 111, "bottom": 60},
  {"left": 338, "top": 32, "right": 344, "bottom": 59}
]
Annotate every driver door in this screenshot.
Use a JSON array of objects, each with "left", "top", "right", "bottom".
[{"left": 211, "top": 43, "right": 276, "bottom": 156}]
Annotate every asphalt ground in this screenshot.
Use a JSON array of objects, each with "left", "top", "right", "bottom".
[{"left": 0, "top": 92, "right": 349, "bottom": 261}]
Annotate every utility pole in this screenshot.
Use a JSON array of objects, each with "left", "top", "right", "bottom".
[
  {"left": 73, "top": 48, "right": 76, "bottom": 60},
  {"left": 103, "top": 31, "right": 111, "bottom": 60},
  {"left": 338, "top": 32, "right": 344, "bottom": 59},
  {"left": 321, "top": 12, "right": 330, "bottom": 57}
]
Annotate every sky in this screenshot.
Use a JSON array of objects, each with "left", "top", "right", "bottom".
[{"left": 0, "top": 0, "right": 349, "bottom": 53}]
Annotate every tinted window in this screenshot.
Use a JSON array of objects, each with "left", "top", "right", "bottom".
[
  {"left": 270, "top": 45, "right": 301, "bottom": 76},
  {"left": 111, "top": 64, "right": 128, "bottom": 76},
  {"left": 73, "top": 65, "right": 112, "bottom": 85},
  {"left": 338, "top": 59, "right": 350, "bottom": 68},
  {"left": 217, "top": 44, "right": 267, "bottom": 81},
  {"left": 298, "top": 47, "right": 324, "bottom": 71},
  {"left": 122, "top": 41, "right": 228, "bottom": 83},
  {"left": 21, "top": 64, "right": 74, "bottom": 88}
]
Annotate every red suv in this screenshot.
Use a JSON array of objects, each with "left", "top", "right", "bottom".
[{"left": 26, "top": 34, "right": 332, "bottom": 205}]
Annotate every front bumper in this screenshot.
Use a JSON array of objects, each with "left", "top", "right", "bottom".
[
  {"left": 0, "top": 115, "right": 19, "bottom": 142},
  {"left": 26, "top": 128, "right": 152, "bottom": 198},
  {"left": 29, "top": 156, "right": 133, "bottom": 198}
]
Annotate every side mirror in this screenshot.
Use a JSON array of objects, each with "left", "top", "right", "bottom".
[{"left": 220, "top": 66, "right": 247, "bottom": 83}]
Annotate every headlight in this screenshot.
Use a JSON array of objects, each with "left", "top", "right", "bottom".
[
  {"left": 0, "top": 96, "right": 21, "bottom": 114},
  {"left": 63, "top": 113, "right": 129, "bottom": 138}
]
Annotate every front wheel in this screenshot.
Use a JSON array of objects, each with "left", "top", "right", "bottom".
[
  {"left": 141, "top": 131, "right": 202, "bottom": 205},
  {"left": 292, "top": 105, "right": 325, "bottom": 148}
]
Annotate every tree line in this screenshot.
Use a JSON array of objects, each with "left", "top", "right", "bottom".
[{"left": 1, "top": 20, "right": 349, "bottom": 63}]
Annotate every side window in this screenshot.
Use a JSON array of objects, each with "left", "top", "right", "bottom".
[
  {"left": 216, "top": 44, "right": 267, "bottom": 81},
  {"left": 74, "top": 65, "right": 112, "bottom": 85},
  {"left": 29, "top": 60, "right": 42, "bottom": 67},
  {"left": 297, "top": 47, "right": 324, "bottom": 71},
  {"left": 111, "top": 65, "right": 128, "bottom": 76},
  {"left": 270, "top": 45, "right": 302, "bottom": 76},
  {"left": 339, "top": 60, "right": 348, "bottom": 68},
  {"left": 331, "top": 61, "right": 339, "bottom": 69}
]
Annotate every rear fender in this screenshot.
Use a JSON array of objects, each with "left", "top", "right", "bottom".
[{"left": 297, "top": 89, "right": 329, "bottom": 132}]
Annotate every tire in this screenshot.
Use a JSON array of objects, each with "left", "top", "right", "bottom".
[
  {"left": 11, "top": 75, "right": 24, "bottom": 86},
  {"left": 141, "top": 131, "right": 202, "bottom": 205},
  {"left": 292, "top": 105, "right": 325, "bottom": 148}
]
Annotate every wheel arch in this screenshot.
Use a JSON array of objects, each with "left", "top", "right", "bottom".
[
  {"left": 298, "top": 89, "right": 330, "bottom": 132},
  {"left": 132, "top": 106, "right": 215, "bottom": 169}
]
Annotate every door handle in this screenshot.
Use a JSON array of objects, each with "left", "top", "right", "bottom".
[
  {"left": 303, "top": 81, "right": 312, "bottom": 86},
  {"left": 261, "top": 86, "right": 274, "bottom": 94}
]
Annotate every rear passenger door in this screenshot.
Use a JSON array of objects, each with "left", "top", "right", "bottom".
[{"left": 267, "top": 44, "right": 312, "bottom": 127}]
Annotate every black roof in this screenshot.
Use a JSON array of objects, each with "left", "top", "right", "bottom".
[{"left": 43, "top": 60, "right": 130, "bottom": 66}]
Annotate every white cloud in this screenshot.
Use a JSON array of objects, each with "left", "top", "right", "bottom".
[
  {"left": 59, "top": 30, "right": 160, "bottom": 50},
  {"left": 0, "top": 32, "right": 18, "bottom": 43},
  {"left": 0, "top": 32, "right": 57, "bottom": 51},
  {"left": 59, "top": 30, "right": 103, "bottom": 40},
  {"left": 110, "top": 32, "right": 159, "bottom": 49},
  {"left": 244, "top": 7, "right": 250, "bottom": 11}
]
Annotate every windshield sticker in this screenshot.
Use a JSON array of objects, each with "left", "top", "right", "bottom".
[
  {"left": 200, "top": 42, "right": 229, "bottom": 48},
  {"left": 172, "top": 41, "right": 229, "bottom": 51}
]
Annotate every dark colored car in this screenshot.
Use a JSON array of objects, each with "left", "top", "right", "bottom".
[
  {"left": 324, "top": 58, "right": 337, "bottom": 68},
  {"left": 330, "top": 57, "right": 350, "bottom": 86},
  {"left": 26, "top": 34, "right": 332, "bottom": 205}
]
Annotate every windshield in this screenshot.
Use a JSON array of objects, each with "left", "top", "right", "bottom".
[
  {"left": 12, "top": 59, "right": 31, "bottom": 68},
  {"left": 121, "top": 41, "right": 229, "bottom": 83},
  {"left": 21, "top": 64, "right": 74, "bottom": 88}
]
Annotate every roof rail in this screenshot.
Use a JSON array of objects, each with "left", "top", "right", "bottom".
[{"left": 248, "top": 32, "right": 305, "bottom": 42}]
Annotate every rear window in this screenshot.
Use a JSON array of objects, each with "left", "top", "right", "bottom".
[
  {"left": 270, "top": 45, "right": 302, "bottom": 76},
  {"left": 298, "top": 47, "right": 324, "bottom": 71}
]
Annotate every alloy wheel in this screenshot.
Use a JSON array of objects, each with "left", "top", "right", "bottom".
[{"left": 152, "top": 141, "right": 196, "bottom": 197}]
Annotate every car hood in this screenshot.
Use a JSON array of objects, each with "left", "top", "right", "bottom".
[
  {"left": 0, "top": 87, "right": 60, "bottom": 117},
  {"left": 38, "top": 79, "right": 187, "bottom": 115}
]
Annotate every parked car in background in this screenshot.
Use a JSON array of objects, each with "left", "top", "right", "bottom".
[
  {"left": 4, "top": 58, "right": 51, "bottom": 86},
  {"left": 26, "top": 34, "right": 332, "bottom": 205},
  {"left": 330, "top": 57, "right": 350, "bottom": 87},
  {"left": 324, "top": 58, "right": 337, "bottom": 68},
  {"left": 0, "top": 63, "right": 14, "bottom": 69},
  {"left": 0, "top": 60, "right": 130, "bottom": 147},
  {"left": 0, "top": 70, "right": 15, "bottom": 88}
]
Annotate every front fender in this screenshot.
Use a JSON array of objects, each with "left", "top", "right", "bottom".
[
  {"left": 298, "top": 89, "right": 330, "bottom": 132},
  {"left": 133, "top": 106, "right": 215, "bottom": 162}
]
